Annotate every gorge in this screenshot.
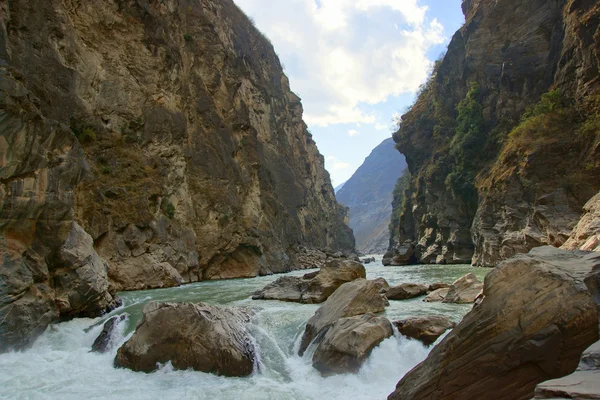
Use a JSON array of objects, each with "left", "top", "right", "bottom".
[{"left": 0, "top": 0, "right": 599, "bottom": 399}]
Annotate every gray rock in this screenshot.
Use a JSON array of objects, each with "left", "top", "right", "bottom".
[
  {"left": 252, "top": 259, "right": 366, "bottom": 304},
  {"left": 91, "top": 314, "right": 127, "bottom": 353},
  {"left": 299, "top": 279, "right": 388, "bottom": 356},
  {"left": 312, "top": 313, "right": 393, "bottom": 375},
  {"left": 115, "top": 302, "right": 256, "bottom": 376}
]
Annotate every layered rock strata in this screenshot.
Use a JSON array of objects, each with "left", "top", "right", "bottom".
[{"left": 388, "top": 247, "right": 600, "bottom": 400}]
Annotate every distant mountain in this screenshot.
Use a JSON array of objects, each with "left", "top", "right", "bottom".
[
  {"left": 334, "top": 181, "right": 347, "bottom": 193},
  {"left": 336, "top": 138, "right": 407, "bottom": 254}
]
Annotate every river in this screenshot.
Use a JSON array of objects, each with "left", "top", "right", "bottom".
[{"left": 0, "top": 257, "right": 490, "bottom": 400}]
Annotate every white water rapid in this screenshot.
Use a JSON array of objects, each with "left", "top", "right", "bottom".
[{"left": 0, "top": 257, "right": 489, "bottom": 400}]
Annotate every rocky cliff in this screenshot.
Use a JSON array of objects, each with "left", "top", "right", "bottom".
[
  {"left": 389, "top": 0, "right": 600, "bottom": 266},
  {"left": 336, "top": 138, "right": 407, "bottom": 254},
  {"left": 0, "top": 0, "right": 354, "bottom": 350}
]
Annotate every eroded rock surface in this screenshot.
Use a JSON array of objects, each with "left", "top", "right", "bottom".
[
  {"left": 422, "top": 273, "right": 482, "bottom": 304},
  {"left": 299, "top": 279, "right": 388, "bottom": 356},
  {"left": 91, "top": 314, "right": 127, "bottom": 354},
  {"left": 312, "top": 313, "right": 393, "bottom": 375},
  {"left": 252, "top": 259, "right": 365, "bottom": 303},
  {"left": 115, "top": 302, "right": 256, "bottom": 376},
  {"left": 388, "top": 247, "right": 600, "bottom": 400}
]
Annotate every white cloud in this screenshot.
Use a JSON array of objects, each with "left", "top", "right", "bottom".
[
  {"left": 326, "top": 156, "right": 352, "bottom": 171},
  {"left": 348, "top": 129, "right": 359, "bottom": 137},
  {"left": 234, "top": 0, "right": 446, "bottom": 127}
]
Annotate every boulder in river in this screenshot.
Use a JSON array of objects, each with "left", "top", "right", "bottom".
[
  {"left": 91, "top": 314, "right": 127, "bottom": 353},
  {"left": 382, "top": 241, "right": 417, "bottom": 266},
  {"left": 561, "top": 191, "right": 600, "bottom": 252},
  {"left": 115, "top": 302, "right": 256, "bottom": 377},
  {"left": 299, "top": 279, "right": 388, "bottom": 355},
  {"left": 422, "top": 273, "right": 482, "bottom": 303},
  {"left": 252, "top": 259, "right": 366, "bottom": 304},
  {"left": 312, "top": 313, "right": 393, "bottom": 375},
  {"left": 393, "top": 316, "right": 455, "bottom": 346},
  {"left": 387, "top": 283, "right": 429, "bottom": 300},
  {"left": 535, "top": 340, "right": 600, "bottom": 399},
  {"left": 388, "top": 247, "right": 600, "bottom": 400}
]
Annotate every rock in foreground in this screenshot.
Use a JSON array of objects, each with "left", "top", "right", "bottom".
[
  {"left": 252, "top": 260, "right": 365, "bottom": 304},
  {"left": 115, "top": 302, "right": 256, "bottom": 376},
  {"left": 388, "top": 247, "right": 600, "bottom": 400},
  {"left": 393, "top": 316, "right": 455, "bottom": 346},
  {"left": 299, "top": 279, "right": 388, "bottom": 355},
  {"left": 312, "top": 313, "right": 393, "bottom": 375},
  {"left": 535, "top": 340, "right": 600, "bottom": 399}
]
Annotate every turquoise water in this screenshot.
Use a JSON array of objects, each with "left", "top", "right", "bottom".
[{"left": 0, "top": 256, "right": 490, "bottom": 400}]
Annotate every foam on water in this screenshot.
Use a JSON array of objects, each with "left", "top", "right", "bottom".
[{"left": 0, "top": 257, "right": 489, "bottom": 400}]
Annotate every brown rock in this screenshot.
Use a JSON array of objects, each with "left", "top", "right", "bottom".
[
  {"left": 252, "top": 259, "right": 366, "bottom": 304},
  {"left": 562, "top": 191, "right": 600, "bottom": 252},
  {"left": 312, "top": 314, "right": 393, "bottom": 375},
  {"left": 423, "top": 287, "right": 450, "bottom": 302},
  {"left": 388, "top": 247, "right": 600, "bottom": 400},
  {"left": 299, "top": 279, "right": 388, "bottom": 356},
  {"left": 372, "top": 277, "right": 390, "bottom": 292},
  {"left": 115, "top": 302, "right": 256, "bottom": 377},
  {"left": 428, "top": 282, "right": 451, "bottom": 291},
  {"left": 442, "top": 273, "right": 483, "bottom": 304},
  {"left": 393, "top": 316, "right": 455, "bottom": 346},
  {"left": 387, "top": 283, "right": 429, "bottom": 300},
  {"left": 535, "top": 340, "right": 600, "bottom": 399}
]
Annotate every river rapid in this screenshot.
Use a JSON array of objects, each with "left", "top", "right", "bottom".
[{"left": 0, "top": 257, "right": 490, "bottom": 400}]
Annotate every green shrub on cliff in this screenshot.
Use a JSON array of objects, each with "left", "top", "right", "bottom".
[{"left": 445, "top": 82, "right": 486, "bottom": 206}]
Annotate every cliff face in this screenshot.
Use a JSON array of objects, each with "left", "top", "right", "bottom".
[
  {"left": 390, "top": 0, "right": 600, "bottom": 266},
  {"left": 336, "top": 138, "right": 407, "bottom": 254},
  {"left": 0, "top": 0, "right": 354, "bottom": 349}
]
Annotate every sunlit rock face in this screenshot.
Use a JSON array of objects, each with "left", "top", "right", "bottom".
[
  {"left": 0, "top": 0, "right": 354, "bottom": 350},
  {"left": 389, "top": 0, "right": 600, "bottom": 266}
]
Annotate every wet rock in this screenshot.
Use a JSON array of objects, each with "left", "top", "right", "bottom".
[
  {"left": 252, "top": 259, "right": 366, "bottom": 304},
  {"left": 442, "top": 273, "right": 483, "bottom": 304},
  {"left": 562, "top": 191, "right": 600, "bottom": 252},
  {"left": 393, "top": 316, "right": 456, "bottom": 346},
  {"left": 387, "top": 283, "right": 429, "bottom": 300},
  {"left": 91, "top": 314, "right": 127, "bottom": 353},
  {"left": 115, "top": 302, "right": 256, "bottom": 377},
  {"left": 299, "top": 279, "right": 388, "bottom": 356},
  {"left": 312, "top": 313, "right": 393, "bottom": 375},
  {"left": 428, "top": 282, "right": 451, "bottom": 292},
  {"left": 535, "top": 340, "right": 600, "bottom": 399},
  {"left": 388, "top": 247, "right": 600, "bottom": 400},
  {"left": 361, "top": 257, "right": 376, "bottom": 264}
]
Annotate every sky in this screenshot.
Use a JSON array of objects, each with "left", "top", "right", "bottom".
[{"left": 234, "top": 0, "right": 465, "bottom": 186}]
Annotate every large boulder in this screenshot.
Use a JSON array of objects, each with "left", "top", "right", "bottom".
[
  {"left": 387, "top": 283, "right": 429, "bottom": 300},
  {"left": 393, "top": 316, "right": 456, "bottom": 346},
  {"left": 562, "top": 191, "right": 600, "bottom": 252},
  {"left": 388, "top": 247, "right": 600, "bottom": 400},
  {"left": 115, "top": 302, "right": 256, "bottom": 377},
  {"left": 252, "top": 259, "right": 366, "bottom": 304},
  {"left": 299, "top": 279, "right": 388, "bottom": 355},
  {"left": 423, "top": 287, "right": 450, "bottom": 302},
  {"left": 535, "top": 340, "right": 600, "bottom": 399},
  {"left": 312, "top": 313, "right": 393, "bottom": 375}
]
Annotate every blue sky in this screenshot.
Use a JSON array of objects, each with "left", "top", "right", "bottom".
[{"left": 234, "top": 0, "right": 465, "bottom": 186}]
